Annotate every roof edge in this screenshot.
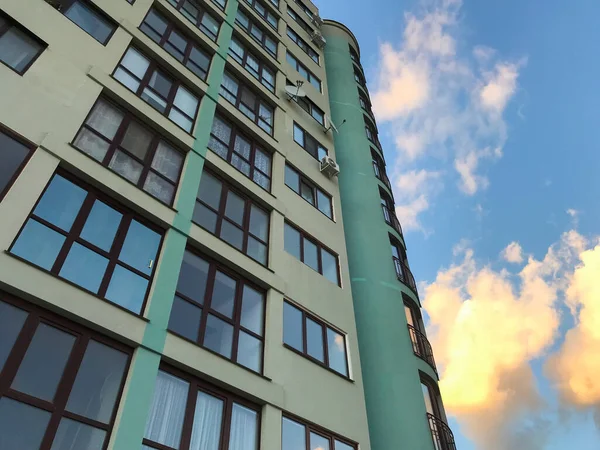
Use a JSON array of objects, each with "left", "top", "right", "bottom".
[{"left": 322, "top": 19, "right": 361, "bottom": 58}]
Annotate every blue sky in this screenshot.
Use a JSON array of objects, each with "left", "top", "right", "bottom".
[{"left": 315, "top": 0, "right": 600, "bottom": 448}]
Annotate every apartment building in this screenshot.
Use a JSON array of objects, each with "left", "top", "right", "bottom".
[{"left": 0, "top": 0, "right": 454, "bottom": 450}]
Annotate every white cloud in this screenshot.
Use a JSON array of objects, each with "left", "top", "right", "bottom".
[
  {"left": 501, "top": 242, "right": 524, "bottom": 264},
  {"left": 393, "top": 169, "right": 442, "bottom": 232},
  {"left": 395, "top": 195, "right": 430, "bottom": 232},
  {"left": 479, "top": 62, "right": 522, "bottom": 113}
]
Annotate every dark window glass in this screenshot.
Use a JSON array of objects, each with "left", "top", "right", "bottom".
[
  {"left": 166, "top": 0, "right": 221, "bottom": 40},
  {"left": 207, "top": 115, "right": 272, "bottom": 190},
  {"left": 284, "top": 163, "right": 333, "bottom": 219},
  {"left": 0, "top": 296, "right": 131, "bottom": 450},
  {"left": 168, "top": 250, "right": 266, "bottom": 373},
  {"left": 229, "top": 36, "right": 276, "bottom": 92},
  {"left": 282, "top": 416, "right": 357, "bottom": 450},
  {"left": 61, "top": 0, "right": 116, "bottom": 44},
  {"left": 286, "top": 27, "right": 319, "bottom": 64},
  {"left": 286, "top": 80, "right": 324, "bottom": 124},
  {"left": 327, "top": 328, "right": 348, "bottom": 376},
  {"left": 306, "top": 317, "right": 324, "bottom": 362},
  {"left": 283, "top": 302, "right": 303, "bottom": 351},
  {"left": 0, "top": 128, "right": 33, "bottom": 201},
  {"left": 283, "top": 223, "right": 301, "bottom": 260},
  {"left": 73, "top": 97, "right": 185, "bottom": 205},
  {"left": 0, "top": 13, "right": 46, "bottom": 74},
  {"left": 243, "top": 0, "right": 278, "bottom": 30},
  {"left": 0, "top": 302, "right": 27, "bottom": 372},
  {"left": 235, "top": 9, "right": 277, "bottom": 58},
  {"left": 349, "top": 44, "right": 360, "bottom": 64},
  {"left": 292, "top": 123, "right": 328, "bottom": 160},
  {"left": 10, "top": 173, "right": 163, "bottom": 314},
  {"left": 285, "top": 52, "right": 321, "bottom": 91},
  {"left": 286, "top": 7, "right": 313, "bottom": 34}
]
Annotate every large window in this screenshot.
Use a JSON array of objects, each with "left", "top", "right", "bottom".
[
  {"left": 283, "top": 301, "right": 348, "bottom": 376},
  {"left": 405, "top": 300, "right": 437, "bottom": 372},
  {"left": 140, "top": 8, "right": 212, "bottom": 81},
  {"left": 220, "top": 71, "right": 274, "bottom": 135},
  {"left": 0, "top": 127, "right": 34, "bottom": 201},
  {"left": 286, "top": 51, "right": 321, "bottom": 91},
  {"left": 208, "top": 115, "right": 272, "bottom": 190},
  {"left": 235, "top": 9, "right": 277, "bottom": 58},
  {"left": 114, "top": 47, "right": 201, "bottom": 133},
  {"left": 282, "top": 415, "right": 357, "bottom": 450},
  {"left": 10, "top": 173, "right": 163, "bottom": 314},
  {"left": 229, "top": 36, "right": 276, "bottom": 92},
  {"left": 243, "top": 0, "right": 278, "bottom": 30},
  {"left": 284, "top": 222, "right": 340, "bottom": 285},
  {"left": 0, "top": 12, "right": 46, "bottom": 75},
  {"left": 349, "top": 44, "right": 360, "bottom": 65},
  {"left": 391, "top": 237, "right": 416, "bottom": 291},
  {"left": 286, "top": 27, "right": 319, "bottom": 64},
  {"left": 143, "top": 367, "right": 260, "bottom": 450},
  {"left": 73, "top": 97, "right": 185, "bottom": 205},
  {"left": 166, "top": 0, "right": 221, "bottom": 41},
  {"left": 421, "top": 374, "right": 456, "bottom": 450},
  {"left": 286, "top": 7, "right": 313, "bottom": 34},
  {"left": 284, "top": 163, "right": 332, "bottom": 219},
  {"left": 353, "top": 67, "right": 366, "bottom": 86},
  {"left": 0, "top": 294, "right": 130, "bottom": 449},
  {"left": 287, "top": 80, "right": 324, "bottom": 124},
  {"left": 194, "top": 170, "right": 270, "bottom": 264},
  {"left": 168, "top": 250, "right": 266, "bottom": 372},
  {"left": 54, "top": 0, "right": 117, "bottom": 45},
  {"left": 293, "top": 122, "right": 327, "bottom": 160}
]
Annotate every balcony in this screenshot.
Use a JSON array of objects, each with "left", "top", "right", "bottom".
[
  {"left": 407, "top": 325, "right": 437, "bottom": 373},
  {"left": 382, "top": 205, "right": 403, "bottom": 236},
  {"left": 393, "top": 256, "right": 417, "bottom": 293},
  {"left": 427, "top": 413, "right": 457, "bottom": 450},
  {"left": 373, "top": 162, "right": 393, "bottom": 191}
]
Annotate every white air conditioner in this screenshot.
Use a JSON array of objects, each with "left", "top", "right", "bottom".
[
  {"left": 311, "top": 14, "right": 324, "bottom": 28},
  {"left": 311, "top": 31, "right": 327, "bottom": 49},
  {"left": 320, "top": 156, "right": 340, "bottom": 178}
]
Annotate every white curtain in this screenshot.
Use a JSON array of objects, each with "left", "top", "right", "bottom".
[
  {"left": 144, "top": 371, "right": 189, "bottom": 448},
  {"left": 228, "top": 403, "right": 258, "bottom": 450},
  {"left": 189, "top": 391, "right": 224, "bottom": 450}
]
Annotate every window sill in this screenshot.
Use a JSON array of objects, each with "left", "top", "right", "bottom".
[{"left": 283, "top": 343, "right": 354, "bottom": 382}]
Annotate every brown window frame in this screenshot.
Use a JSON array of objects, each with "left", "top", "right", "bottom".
[
  {"left": 166, "top": 0, "right": 221, "bottom": 41},
  {"left": 286, "top": 81, "right": 324, "bottom": 124},
  {"left": 51, "top": 0, "right": 118, "bottom": 45},
  {"left": 8, "top": 171, "right": 164, "bottom": 316},
  {"left": 72, "top": 96, "right": 185, "bottom": 206},
  {"left": 282, "top": 413, "right": 358, "bottom": 450},
  {"left": 0, "top": 11, "right": 47, "bottom": 75},
  {"left": 0, "top": 292, "right": 132, "bottom": 450},
  {"left": 168, "top": 248, "right": 267, "bottom": 374},
  {"left": 207, "top": 114, "right": 272, "bottom": 190},
  {"left": 140, "top": 8, "right": 213, "bottom": 81},
  {"left": 286, "top": 7, "right": 313, "bottom": 35},
  {"left": 242, "top": 0, "right": 279, "bottom": 30},
  {"left": 0, "top": 124, "right": 36, "bottom": 202},
  {"left": 229, "top": 34, "right": 276, "bottom": 93},
  {"left": 285, "top": 51, "right": 321, "bottom": 92},
  {"left": 284, "top": 163, "right": 333, "bottom": 220},
  {"left": 235, "top": 9, "right": 278, "bottom": 58},
  {"left": 286, "top": 26, "right": 319, "bottom": 64},
  {"left": 293, "top": 122, "right": 328, "bottom": 161},
  {"left": 194, "top": 169, "right": 270, "bottom": 265}
]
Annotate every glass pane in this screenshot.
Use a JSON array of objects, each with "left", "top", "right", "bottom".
[
  {"left": 303, "top": 239, "right": 319, "bottom": 272},
  {"left": 109, "top": 150, "right": 143, "bottom": 184},
  {"left": 144, "top": 172, "right": 175, "bottom": 204},
  {"left": 0, "top": 28, "right": 42, "bottom": 72},
  {"left": 80, "top": 200, "right": 122, "bottom": 252},
  {"left": 293, "top": 124, "right": 304, "bottom": 146},
  {"left": 105, "top": 265, "right": 149, "bottom": 313},
  {"left": 283, "top": 302, "right": 303, "bottom": 351},
  {"left": 65, "top": 340, "right": 128, "bottom": 423},
  {"left": 167, "top": 30, "right": 187, "bottom": 54},
  {"left": 0, "top": 398, "right": 51, "bottom": 450},
  {"left": 284, "top": 165, "right": 299, "bottom": 192},
  {"left": 11, "top": 323, "right": 76, "bottom": 401},
  {"left": 231, "top": 155, "right": 251, "bottom": 176},
  {"left": 210, "top": 271, "right": 237, "bottom": 318},
  {"left": 247, "top": 237, "right": 267, "bottom": 264},
  {"left": 114, "top": 67, "right": 141, "bottom": 92},
  {"left": 306, "top": 318, "right": 324, "bottom": 362},
  {"left": 11, "top": 220, "right": 66, "bottom": 270},
  {"left": 0, "top": 301, "right": 28, "bottom": 372},
  {"left": 64, "top": 2, "right": 115, "bottom": 44},
  {"left": 237, "top": 331, "right": 261, "bottom": 372},
  {"left": 311, "top": 433, "right": 330, "bottom": 450},
  {"left": 327, "top": 328, "right": 348, "bottom": 376},
  {"left": 233, "top": 136, "right": 251, "bottom": 160},
  {"left": 119, "top": 47, "right": 150, "bottom": 79},
  {"left": 152, "top": 142, "right": 183, "bottom": 183},
  {"left": 190, "top": 391, "right": 224, "bottom": 450},
  {"left": 145, "top": 371, "right": 189, "bottom": 448},
  {"left": 193, "top": 203, "right": 218, "bottom": 232},
  {"left": 85, "top": 99, "right": 124, "bottom": 140},
  {"left": 404, "top": 305, "right": 414, "bottom": 327},
  {"left": 189, "top": 47, "right": 210, "bottom": 71},
  {"left": 169, "top": 108, "right": 194, "bottom": 132},
  {"left": 421, "top": 383, "right": 434, "bottom": 415},
  {"left": 284, "top": 224, "right": 300, "bottom": 260},
  {"left": 321, "top": 250, "right": 339, "bottom": 285},
  {"left": 176, "top": 251, "right": 209, "bottom": 305},
  {"left": 174, "top": 86, "right": 199, "bottom": 117},
  {"left": 142, "top": 9, "right": 168, "bottom": 41},
  {"left": 211, "top": 117, "right": 231, "bottom": 144},
  {"left": 249, "top": 206, "right": 268, "bottom": 241},
  {"left": 201, "top": 14, "right": 219, "bottom": 38},
  {"left": 335, "top": 441, "right": 354, "bottom": 450},
  {"left": 197, "top": 171, "right": 222, "bottom": 209},
  {"left": 220, "top": 221, "right": 243, "bottom": 250},
  {"left": 168, "top": 296, "right": 202, "bottom": 341},
  {"left": 59, "top": 243, "right": 109, "bottom": 293},
  {"left": 121, "top": 121, "right": 152, "bottom": 160},
  {"left": 225, "top": 191, "right": 245, "bottom": 225},
  {"left": 282, "top": 417, "right": 305, "bottom": 450},
  {"left": 241, "top": 285, "right": 263, "bottom": 335},
  {"left": 204, "top": 314, "right": 233, "bottom": 358},
  {"left": 50, "top": 418, "right": 106, "bottom": 450},
  {"left": 142, "top": 87, "right": 168, "bottom": 113},
  {"left": 119, "top": 220, "right": 161, "bottom": 275},
  {"left": 73, "top": 128, "right": 110, "bottom": 162},
  {"left": 317, "top": 191, "right": 332, "bottom": 218},
  {"left": 34, "top": 175, "right": 87, "bottom": 231},
  {"left": 229, "top": 404, "right": 258, "bottom": 450},
  {"left": 254, "top": 149, "right": 271, "bottom": 173},
  {"left": 300, "top": 181, "right": 315, "bottom": 205},
  {"left": 147, "top": 70, "right": 173, "bottom": 98}
]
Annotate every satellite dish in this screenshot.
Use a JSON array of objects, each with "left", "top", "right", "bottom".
[{"left": 285, "top": 84, "right": 307, "bottom": 101}]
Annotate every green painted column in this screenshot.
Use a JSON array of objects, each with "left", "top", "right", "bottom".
[
  {"left": 110, "top": 2, "right": 238, "bottom": 449},
  {"left": 322, "top": 22, "right": 436, "bottom": 450}
]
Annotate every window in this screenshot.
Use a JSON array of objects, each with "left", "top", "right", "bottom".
[
  {"left": 168, "top": 250, "right": 266, "bottom": 372},
  {"left": 284, "top": 222, "right": 340, "bottom": 285},
  {"left": 166, "top": 0, "right": 220, "bottom": 41},
  {"left": 421, "top": 374, "right": 456, "bottom": 450},
  {"left": 283, "top": 301, "right": 348, "bottom": 376},
  {"left": 349, "top": 44, "right": 360, "bottom": 65},
  {"left": 372, "top": 149, "right": 383, "bottom": 179},
  {"left": 293, "top": 0, "right": 313, "bottom": 18},
  {"left": 282, "top": 415, "right": 357, "bottom": 450},
  {"left": 10, "top": 173, "right": 163, "bottom": 314},
  {"left": 381, "top": 190, "right": 402, "bottom": 234},
  {"left": 54, "top": 0, "right": 117, "bottom": 45},
  {"left": 286, "top": 7, "right": 313, "bottom": 34},
  {"left": 194, "top": 170, "right": 270, "bottom": 264},
  {"left": 73, "top": 98, "right": 185, "bottom": 205},
  {"left": 391, "top": 237, "right": 416, "bottom": 291},
  {"left": 0, "top": 13, "right": 46, "bottom": 74},
  {"left": 140, "top": 8, "right": 212, "bottom": 81},
  {"left": 286, "top": 27, "right": 319, "bottom": 64},
  {"left": 405, "top": 300, "right": 437, "bottom": 371},
  {"left": 353, "top": 66, "right": 365, "bottom": 86},
  {"left": 293, "top": 122, "right": 328, "bottom": 160},
  {"left": 220, "top": 71, "right": 274, "bottom": 135},
  {"left": 285, "top": 164, "right": 332, "bottom": 219},
  {"left": 269, "top": 0, "right": 279, "bottom": 6},
  {"left": 365, "top": 118, "right": 380, "bottom": 148},
  {"left": 114, "top": 47, "right": 200, "bottom": 133},
  {"left": 213, "top": 0, "right": 227, "bottom": 9},
  {"left": 286, "top": 81, "right": 324, "bottom": 124},
  {"left": 144, "top": 367, "right": 259, "bottom": 450},
  {"left": 207, "top": 115, "right": 272, "bottom": 190},
  {"left": 286, "top": 51, "right": 321, "bottom": 92},
  {"left": 229, "top": 36, "right": 276, "bottom": 92},
  {"left": 235, "top": 9, "right": 277, "bottom": 58},
  {"left": 243, "top": 0, "right": 278, "bottom": 30},
  {"left": 0, "top": 294, "right": 131, "bottom": 450},
  {"left": 0, "top": 127, "right": 34, "bottom": 201},
  {"left": 358, "top": 90, "right": 372, "bottom": 113}
]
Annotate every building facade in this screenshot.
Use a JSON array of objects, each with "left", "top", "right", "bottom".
[{"left": 0, "top": 1, "right": 453, "bottom": 450}]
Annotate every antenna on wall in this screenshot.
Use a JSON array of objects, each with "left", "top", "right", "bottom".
[{"left": 324, "top": 117, "right": 346, "bottom": 134}]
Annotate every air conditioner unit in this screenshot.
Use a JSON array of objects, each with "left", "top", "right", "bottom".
[
  {"left": 320, "top": 156, "right": 340, "bottom": 178},
  {"left": 311, "top": 14, "right": 324, "bottom": 28},
  {"left": 311, "top": 31, "right": 327, "bottom": 49}
]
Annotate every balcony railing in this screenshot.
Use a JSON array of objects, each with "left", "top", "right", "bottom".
[
  {"left": 382, "top": 205, "right": 403, "bottom": 236},
  {"left": 373, "top": 162, "right": 393, "bottom": 191},
  {"left": 407, "top": 325, "right": 437, "bottom": 373},
  {"left": 427, "top": 413, "right": 457, "bottom": 450},
  {"left": 393, "top": 256, "right": 417, "bottom": 293}
]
